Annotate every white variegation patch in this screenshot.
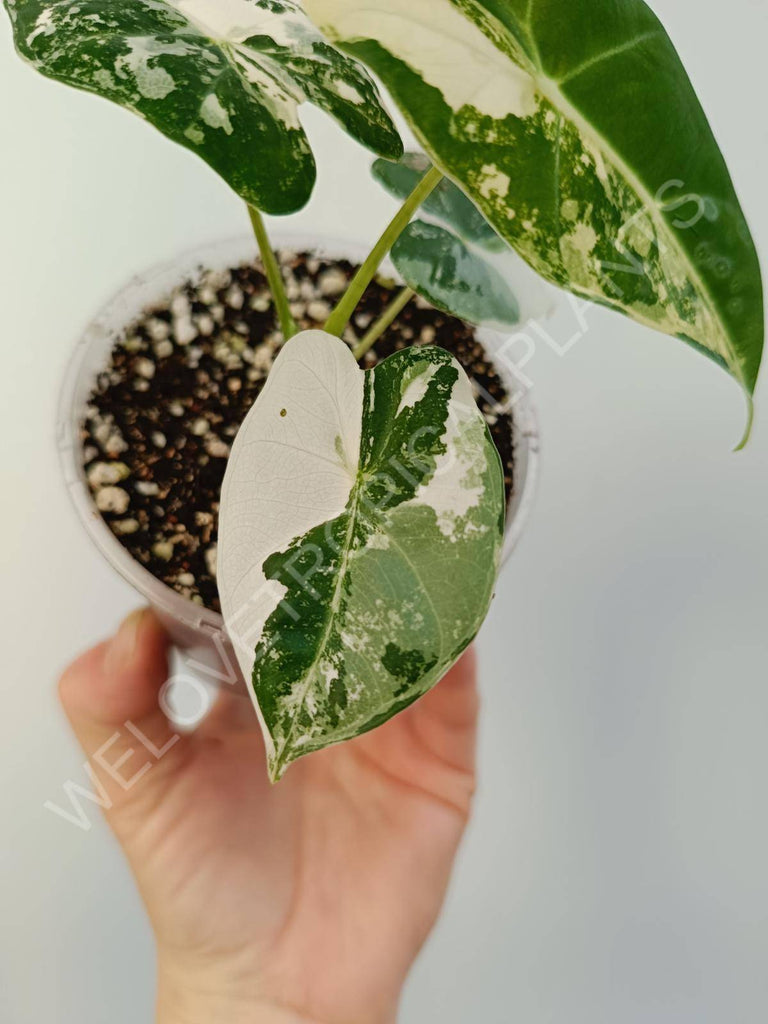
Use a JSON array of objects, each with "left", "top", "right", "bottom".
[
  {"left": 312, "top": 0, "right": 538, "bottom": 119},
  {"left": 174, "top": 0, "right": 306, "bottom": 45},
  {"left": 412, "top": 376, "right": 487, "bottom": 540},
  {"left": 218, "top": 331, "right": 362, "bottom": 684}
]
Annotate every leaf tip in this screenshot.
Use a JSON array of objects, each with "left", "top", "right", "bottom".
[
  {"left": 383, "top": 134, "right": 405, "bottom": 162},
  {"left": 267, "top": 747, "right": 293, "bottom": 784},
  {"left": 733, "top": 391, "right": 755, "bottom": 452}
]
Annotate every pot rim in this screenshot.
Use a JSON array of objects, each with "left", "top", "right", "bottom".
[{"left": 56, "top": 230, "right": 540, "bottom": 641}]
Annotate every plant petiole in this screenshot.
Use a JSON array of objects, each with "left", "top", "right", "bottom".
[
  {"left": 324, "top": 165, "right": 443, "bottom": 337},
  {"left": 248, "top": 205, "right": 297, "bottom": 340},
  {"left": 353, "top": 287, "right": 415, "bottom": 361}
]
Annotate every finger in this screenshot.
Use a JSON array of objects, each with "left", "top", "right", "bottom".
[
  {"left": 349, "top": 648, "right": 479, "bottom": 816},
  {"left": 58, "top": 609, "right": 186, "bottom": 811},
  {"left": 401, "top": 648, "right": 479, "bottom": 775},
  {"left": 196, "top": 685, "right": 263, "bottom": 738}
]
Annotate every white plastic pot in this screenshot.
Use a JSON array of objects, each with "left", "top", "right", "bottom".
[{"left": 57, "top": 232, "right": 540, "bottom": 684}]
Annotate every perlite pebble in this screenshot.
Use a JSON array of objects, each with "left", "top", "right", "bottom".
[
  {"left": 152, "top": 541, "right": 174, "bottom": 561},
  {"left": 250, "top": 293, "right": 270, "bottom": 313},
  {"left": 252, "top": 347, "right": 274, "bottom": 372},
  {"left": 87, "top": 462, "right": 130, "bottom": 488},
  {"left": 205, "top": 269, "right": 231, "bottom": 290},
  {"left": 134, "top": 357, "right": 156, "bottom": 380},
  {"left": 154, "top": 339, "right": 173, "bottom": 360},
  {"left": 319, "top": 268, "right": 347, "bottom": 297},
  {"left": 151, "top": 432, "right": 167, "bottom": 448},
  {"left": 93, "top": 421, "right": 128, "bottom": 456},
  {"left": 170, "top": 293, "right": 190, "bottom": 318},
  {"left": 177, "top": 572, "right": 195, "bottom": 587},
  {"left": 204, "top": 545, "right": 218, "bottom": 578},
  {"left": 205, "top": 436, "right": 231, "bottom": 459},
  {"left": 135, "top": 481, "right": 160, "bottom": 496},
  {"left": 196, "top": 313, "right": 215, "bottom": 336},
  {"left": 112, "top": 518, "right": 140, "bottom": 536},
  {"left": 147, "top": 318, "right": 170, "bottom": 342},
  {"left": 173, "top": 317, "right": 197, "bottom": 346},
  {"left": 95, "top": 487, "right": 130, "bottom": 514},
  {"left": 106, "top": 436, "right": 129, "bottom": 457},
  {"left": 307, "top": 300, "right": 331, "bottom": 321},
  {"left": 225, "top": 284, "right": 244, "bottom": 310},
  {"left": 191, "top": 418, "right": 210, "bottom": 436}
]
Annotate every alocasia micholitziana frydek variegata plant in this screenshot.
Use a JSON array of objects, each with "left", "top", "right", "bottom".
[{"left": 4, "top": 0, "right": 763, "bottom": 778}]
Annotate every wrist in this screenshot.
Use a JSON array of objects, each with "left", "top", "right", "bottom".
[{"left": 156, "top": 959, "right": 319, "bottom": 1024}]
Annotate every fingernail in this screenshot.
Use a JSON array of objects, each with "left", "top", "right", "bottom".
[{"left": 105, "top": 609, "right": 147, "bottom": 676}]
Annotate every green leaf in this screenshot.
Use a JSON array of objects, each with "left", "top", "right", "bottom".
[
  {"left": 3, "top": 0, "right": 402, "bottom": 213},
  {"left": 392, "top": 220, "right": 520, "bottom": 328},
  {"left": 218, "top": 330, "right": 505, "bottom": 780},
  {"left": 373, "top": 152, "right": 505, "bottom": 251},
  {"left": 306, "top": 0, "right": 764, "bottom": 416}
]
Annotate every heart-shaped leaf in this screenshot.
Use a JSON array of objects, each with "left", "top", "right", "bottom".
[
  {"left": 374, "top": 152, "right": 505, "bottom": 251},
  {"left": 392, "top": 220, "right": 520, "bottom": 328},
  {"left": 218, "top": 330, "right": 504, "bottom": 781},
  {"left": 4, "top": 0, "right": 402, "bottom": 213},
  {"left": 306, "top": 0, "right": 764, "bottom": 430}
]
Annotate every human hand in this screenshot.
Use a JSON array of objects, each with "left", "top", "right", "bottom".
[{"left": 58, "top": 609, "right": 478, "bottom": 1024}]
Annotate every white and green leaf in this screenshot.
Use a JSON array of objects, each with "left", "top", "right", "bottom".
[
  {"left": 392, "top": 220, "right": 520, "bottom": 328},
  {"left": 3, "top": 0, "right": 402, "bottom": 213},
  {"left": 306, "top": 0, "right": 764, "bottom": 427},
  {"left": 218, "top": 330, "right": 505, "bottom": 781}
]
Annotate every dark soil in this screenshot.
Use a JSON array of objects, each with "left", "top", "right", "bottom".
[{"left": 82, "top": 251, "right": 516, "bottom": 614}]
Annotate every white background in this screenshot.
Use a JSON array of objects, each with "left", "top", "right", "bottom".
[{"left": 1, "top": 2, "right": 767, "bottom": 1021}]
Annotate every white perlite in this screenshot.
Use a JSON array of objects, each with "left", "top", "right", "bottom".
[{"left": 95, "top": 487, "right": 130, "bottom": 514}]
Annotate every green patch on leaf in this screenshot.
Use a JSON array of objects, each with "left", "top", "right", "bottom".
[
  {"left": 392, "top": 219, "right": 520, "bottom": 328},
  {"left": 381, "top": 644, "right": 439, "bottom": 691},
  {"left": 218, "top": 330, "right": 504, "bottom": 780},
  {"left": 4, "top": 0, "right": 402, "bottom": 212}
]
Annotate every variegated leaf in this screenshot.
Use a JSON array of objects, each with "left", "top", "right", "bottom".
[
  {"left": 392, "top": 220, "right": 520, "bottom": 328},
  {"left": 3, "top": 0, "right": 402, "bottom": 213},
  {"left": 374, "top": 152, "right": 505, "bottom": 251},
  {"left": 218, "top": 330, "right": 504, "bottom": 780},
  {"left": 306, "top": 0, "right": 764, "bottom": 429}
]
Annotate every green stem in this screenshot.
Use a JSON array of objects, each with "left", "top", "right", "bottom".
[
  {"left": 353, "top": 287, "right": 415, "bottom": 361},
  {"left": 248, "top": 205, "right": 297, "bottom": 340},
  {"left": 324, "top": 165, "right": 443, "bottom": 337}
]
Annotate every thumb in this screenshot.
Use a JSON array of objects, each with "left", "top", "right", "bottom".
[{"left": 58, "top": 608, "right": 186, "bottom": 816}]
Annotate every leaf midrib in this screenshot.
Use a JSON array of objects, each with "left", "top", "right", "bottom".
[{"left": 271, "top": 472, "right": 367, "bottom": 772}]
